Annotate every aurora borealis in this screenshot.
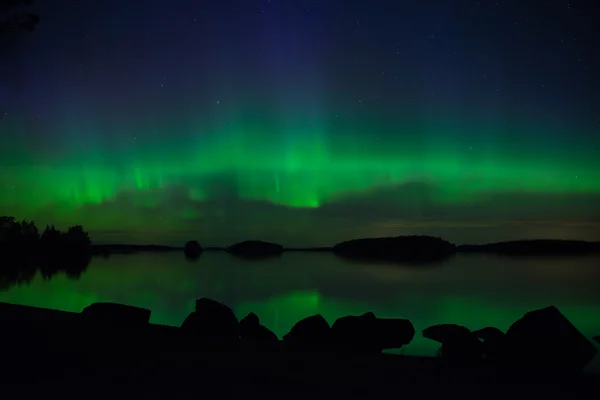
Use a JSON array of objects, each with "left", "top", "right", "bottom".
[{"left": 1, "top": 0, "right": 599, "bottom": 246}]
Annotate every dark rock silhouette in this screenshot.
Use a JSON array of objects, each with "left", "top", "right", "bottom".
[
  {"left": 473, "top": 326, "right": 506, "bottom": 361},
  {"left": 226, "top": 240, "right": 284, "bottom": 259},
  {"left": 457, "top": 240, "right": 600, "bottom": 256},
  {"left": 370, "top": 317, "right": 416, "bottom": 349},
  {"left": 331, "top": 312, "right": 415, "bottom": 352},
  {"left": 283, "top": 314, "right": 331, "bottom": 351},
  {"left": 81, "top": 302, "right": 151, "bottom": 328},
  {"left": 333, "top": 235, "right": 456, "bottom": 263},
  {"left": 2, "top": 297, "right": 600, "bottom": 397},
  {"left": 423, "top": 324, "right": 484, "bottom": 361},
  {"left": 331, "top": 312, "right": 380, "bottom": 352},
  {"left": 183, "top": 240, "right": 203, "bottom": 260},
  {"left": 240, "top": 311, "right": 260, "bottom": 327},
  {"left": 593, "top": 336, "right": 599, "bottom": 345},
  {"left": 239, "top": 312, "right": 279, "bottom": 350},
  {"left": 502, "top": 306, "right": 597, "bottom": 373},
  {"left": 181, "top": 298, "right": 239, "bottom": 343}
]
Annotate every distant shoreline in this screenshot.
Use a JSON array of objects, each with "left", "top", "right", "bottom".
[
  {"left": 91, "top": 244, "right": 336, "bottom": 255},
  {"left": 91, "top": 239, "right": 600, "bottom": 257}
]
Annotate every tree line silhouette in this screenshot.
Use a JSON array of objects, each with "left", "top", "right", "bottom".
[
  {"left": 0, "top": 0, "right": 39, "bottom": 34},
  {"left": 0, "top": 216, "right": 92, "bottom": 290}
]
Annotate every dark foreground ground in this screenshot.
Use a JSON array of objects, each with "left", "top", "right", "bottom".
[{"left": 1, "top": 303, "right": 599, "bottom": 399}]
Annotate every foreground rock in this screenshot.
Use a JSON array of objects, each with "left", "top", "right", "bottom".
[
  {"left": 331, "top": 312, "right": 379, "bottom": 352},
  {"left": 283, "top": 314, "right": 331, "bottom": 350},
  {"left": 422, "top": 324, "right": 484, "bottom": 361},
  {"left": 81, "top": 302, "right": 151, "bottom": 328},
  {"left": 239, "top": 312, "right": 279, "bottom": 350},
  {"left": 503, "top": 306, "right": 597, "bottom": 372},
  {"left": 473, "top": 326, "right": 506, "bottom": 361},
  {"left": 183, "top": 240, "right": 203, "bottom": 259},
  {"left": 181, "top": 298, "right": 239, "bottom": 343},
  {"left": 226, "top": 240, "right": 284, "bottom": 259},
  {"left": 333, "top": 235, "right": 456, "bottom": 263},
  {"left": 331, "top": 312, "right": 415, "bottom": 352}
]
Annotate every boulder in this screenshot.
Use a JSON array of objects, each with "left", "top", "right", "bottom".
[
  {"left": 503, "top": 306, "right": 597, "bottom": 372},
  {"left": 371, "top": 317, "right": 416, "bottom": 349},
  {"left": 181, "top": 298, "right": 239, "bottom": 342},
  {"left": 81, "top": 302, "right": 151, "bottom": 328},
  {"left": 239, "top": 312, "right": 279, "bottom": 350},
  {"left": 331, "top": 312, "right": 415, "bottom": 352},
  {"left": 331, "top": 312, "right": 379, "bottom": 352},
  {"left": 283, "top": 314, "right": 331, "bottom": 350},
  {"left": 183, "top": 240, "right": 202, "bottom": 259},
  {"left": 423, "top": 324, "right": 484, "bottom": 361},
  {"left": 473, "top": 326, "right": 506, "bottom": 361},
  {"left": 239, "top": 312, "right": 260, "bottom": 330},
  {"left": 593, "top": 336, "right": 600, "bottom": 345}
]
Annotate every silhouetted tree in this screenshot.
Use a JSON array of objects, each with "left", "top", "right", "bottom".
[
  {"left": 0, "top": 216, "right": 17, "bottom": 241},
  {"left": 39, "top": 224, "right": 61, "bottom": 258},
  {"left": 62, "top": 225, "right": 91, "bottom": 248},
  {"left": 0, "top": 216, "right": 38, "bottom": 289},
  {"left": 40, "top": 224, "right": 61, "bottom": 242},
  {"left": 0, "top": 216, "right": 38, "bottom": 249},
  {"left": 1, "top": 216, "right": 93, "bottom": 288},
  {"left": 0, "top": 0, "right": 39, "bottom": 34},
  {"left": 20, "top": 219, "right": 39, "bottom": 243},
  {"left": 59, "top": 225, "right": 92, "bottom": 279}
]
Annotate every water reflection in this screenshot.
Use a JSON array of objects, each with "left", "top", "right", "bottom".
[{"left": 1, "top": 251, "right": 599, "bottom": 367}]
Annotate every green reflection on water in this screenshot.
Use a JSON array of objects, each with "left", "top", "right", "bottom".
[{"left": 1, "top": 252, "right": 599, "bottom": 369}]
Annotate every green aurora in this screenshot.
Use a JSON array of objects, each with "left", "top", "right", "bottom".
[
  {"left": 1, "top": 0, "right": 599, "bottom": 246},
  {"left": 1, "top": 120, "right": 599, "bottom": 246}
]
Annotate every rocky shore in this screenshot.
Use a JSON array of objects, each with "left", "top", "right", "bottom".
[{"left": 1, "top": 300, "right": 599, "bottom": 399}]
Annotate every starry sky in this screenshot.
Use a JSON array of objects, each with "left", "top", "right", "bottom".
[{"left": 0, "top": 0, "right": 599, "bottom": 246}]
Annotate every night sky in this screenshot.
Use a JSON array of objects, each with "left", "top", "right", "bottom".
[{"left": 0, "top": 0, "right": 599, "bottom": 246}]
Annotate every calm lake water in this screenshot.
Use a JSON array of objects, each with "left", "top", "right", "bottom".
[{"left": 1, "top": 251, "right": 600, "bottom": 369}]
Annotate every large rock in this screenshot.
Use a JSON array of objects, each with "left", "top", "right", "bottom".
[
  {"left": 331, "top": 312, "right": 379, "bottom": 352},
  {"left": 239, "top": 312, "right": 279, "bottom": 350},
  {"left": 181, "top": 298, "right": 239, "bottom": 342},
  {"left": 183, "top": 240, "right": 202, "bottom": 259},
  {"left": 239, "top": 312, "right": 260, "bottom": 330},
  {"left": 473, "top": 326, "right": 506, "bottom": 361},
  {"left": 371, "top": 317, "right": 416, "bottom": 349},
  {"left": 423, "top": 324, "right": 484, "bottom": 361},
  {"left": 331, "top": 312, "right": 415, "bottom": 352},
  {"left": 593, "top": 336, "right": 600, "bottom": 345},
  {"left": 503, "top": 306, "right": 597, "bottom": 372},
  {"left": 283, "top": 314, "right": 331, "bottom": 350},
  {"left": 81, "top": 302, "right": 151, "bottom": 328}
]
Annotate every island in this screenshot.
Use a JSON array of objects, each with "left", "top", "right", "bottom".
[
  {"left": 333, "top": 235, "right": 456, "bottom": 263},
  {"left": 183, "top": 240, "right": 203, "bottom": 259},
  {"left": 457, "top": 239, "right": 600, "bottom": 256}
]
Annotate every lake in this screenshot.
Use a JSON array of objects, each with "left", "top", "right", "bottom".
[{"left": 1, "top": 251, "right": 600, "bottom": 369}]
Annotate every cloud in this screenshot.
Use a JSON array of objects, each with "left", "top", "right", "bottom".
[{"left": 54, "top": 181, "right": 600, "bottom": 246}]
